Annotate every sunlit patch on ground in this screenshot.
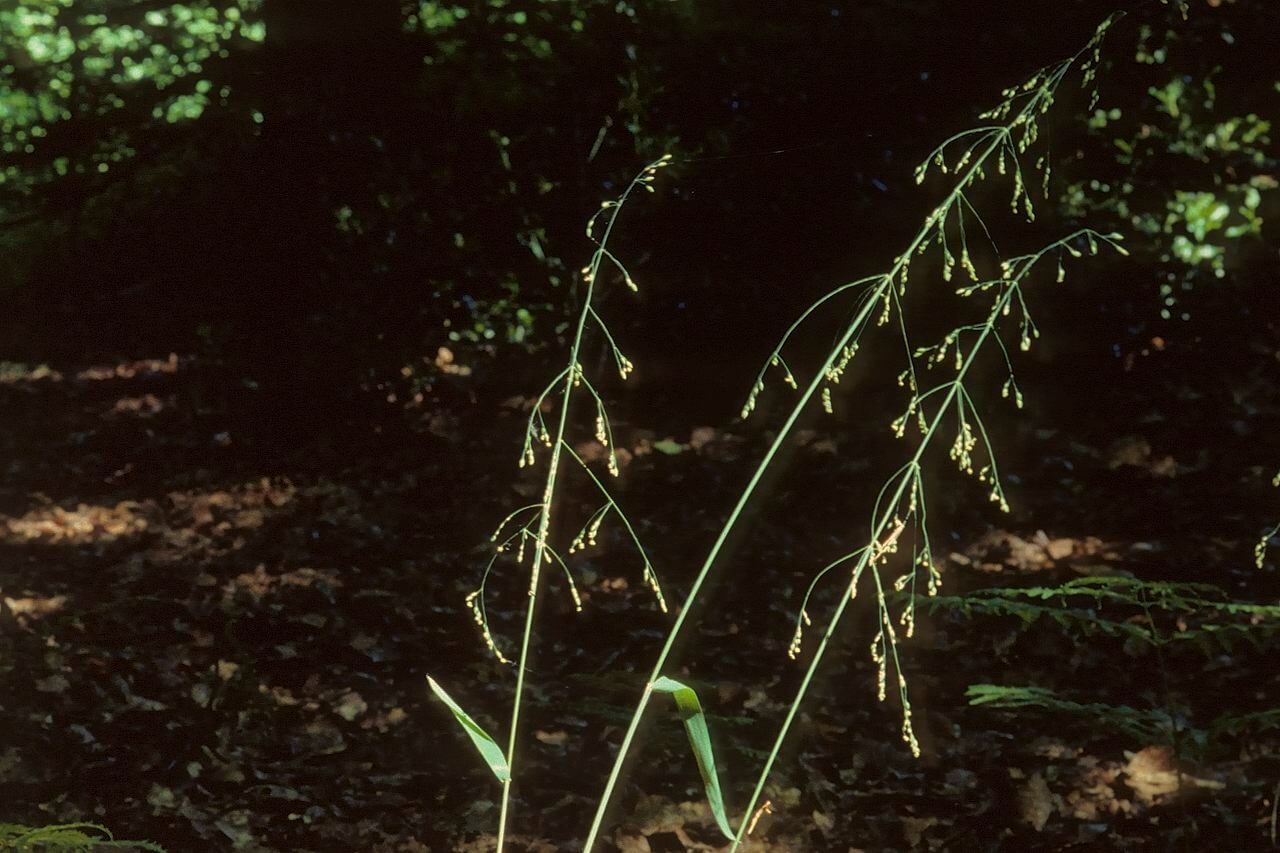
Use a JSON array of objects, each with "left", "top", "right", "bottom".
[
  {"left": 0, "top": 478, "right": 306, "bottom": 558},
  {"left": 0, "top": 355, "right": 187, "bottom": 386},
  {"left": 167, "top": 477, "right": 296, "bottom": 530},
  {"left": 75, "top": 353, "right": 184, "bottom": 382},
  {"left": 0, "top": 500, "right": 151, "bottom": 545},
  {"left": 949, "top": 529, "right": 1115, "bottom": 574},
  {"left": 104, "top": 393, "right": 173, "bottom": 418},
  {"left": 0, "top": 362, "right": 64, "bottom": 384},
  {"left": 2, "top": 593, "right": 68, "bottom": 624},
  {"left": 222, "top": 564, "right": 343, "bottom": 603}
]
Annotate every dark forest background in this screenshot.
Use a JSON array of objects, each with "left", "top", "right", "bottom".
[{"left": 2, "top": 0, "right": 1274, "bottom": 436}]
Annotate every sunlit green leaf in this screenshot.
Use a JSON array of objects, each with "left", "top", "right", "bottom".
[
  {"left": 651, "top": 676, "right": 734, "bottom": 839},
  {"left": 427, "top": 676, "right": 510, "bottom": 783}
]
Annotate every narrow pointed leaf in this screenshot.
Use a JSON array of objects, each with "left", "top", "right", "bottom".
[
  {"left": 427, "top": 676, "right": 510, "bottom": 783},
  {"left": 651, "top": 676, "right": 735, "bottom": 839}
]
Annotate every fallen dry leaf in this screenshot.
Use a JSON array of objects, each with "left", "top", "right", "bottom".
[
  {"left": 534, "top": 729, "right": 568, "bottom": 746},
  {"left": 35, "top": 674, "right": 70, "bottom": 694},
  {"left": 1123, "top": 745, "right": 1225, "bottom": 804},
  {"left": 901, "top": 815, "right": 937, "bottom": 848},
  {"left": 1017, "top": 772, "right": 1055, "bottom": 831},
  {"left": 333, "top": 691, "right": 368, "bottom": 721}
]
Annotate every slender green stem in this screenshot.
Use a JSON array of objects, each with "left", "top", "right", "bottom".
[
  {"left": 728, "top": 285, "right": 1015, "bottom": 851},
  {"left": 497, "top": 282, "right": 591, "bottom": 853},
  {"left": 582, "top": 274, "right": 883, "bottom": 850},
  {"left": 496, "top": 164, "right": 655, "bottom": 851}
]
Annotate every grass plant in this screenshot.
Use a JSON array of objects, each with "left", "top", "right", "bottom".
[
  {"left": 581, "top": 12, "right": 1132, "bottom": 850},
  {"left": 431, "top": 5, "right": 1262, "bottom": 849},
  {"left": 427, "top": 156, "right": 672, "bottom": 849}
]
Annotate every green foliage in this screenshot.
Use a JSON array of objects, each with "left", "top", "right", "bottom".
[
  {"left": 939, "top": 577, "right": 1280, "bottom": 755},
  {"left": 397, "top": 0, "right": 688, "bottom": 349},
  {"left": 0, "top": 0, "right": 266, "bottom": 296},
  {"left": 651, "top": 677, "right": 735, "bottom": 840},
  {"left": 966, "top": 684, "right": 1186, "bottom": 744},
  {"left": 1060, "top": 11, "right": 1278, "bottom": 319},
  {"left": 1130, "top": 76, "right": 1270, "bottom": 277},
  {"left": 439, "top": 270, "right": 543, "bottom": 347},
  {"left": 426, "top": 676, "right": 511, "bottom": 783},
  {"left": 968, "top": 683, "right": 1280, "bottom": 754},
  {"left": 0, "top": 822, "right": 165, "bottom": 852},
  {"left": 406, "top": 0, "right": 613, "bottom": 61},
  {"left": 928, "top": 575, "right": 1280, "bottom": 655},
  {"left": 0, "top": 1, "right": 264, "bottom": 195},
  {"left": 1211, "top": 707, "right": 1280, "bottom": 739}
]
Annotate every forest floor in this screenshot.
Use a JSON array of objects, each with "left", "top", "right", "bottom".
[{"left": 2, "top": 313, "right": 1280, "bottom": 852}]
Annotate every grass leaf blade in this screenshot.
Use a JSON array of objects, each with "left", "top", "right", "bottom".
[
  {"left": 651, "top": 676, "right": 734, "bottom": 839},
  {"left": 427, "top": 676, "right": 511, "bottom": 783}
]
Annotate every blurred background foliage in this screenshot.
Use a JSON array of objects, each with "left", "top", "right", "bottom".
[
  {"left": 0, "top": 0, "right": 1275, "bottom": 431},
  {"left": 1, "top": 1, "right": 266, "bottom": 285},
  {"left": 1061, "top": 9, "right": 1277, "bottom": 321}
]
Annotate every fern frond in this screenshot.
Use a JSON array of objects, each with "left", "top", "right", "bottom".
[{"left": 0, "top": 822, "right": 166, "bottom": 852}]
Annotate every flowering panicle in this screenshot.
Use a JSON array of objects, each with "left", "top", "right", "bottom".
[{"left": 469, "top": 157, "right": 674, "bottom": 668}]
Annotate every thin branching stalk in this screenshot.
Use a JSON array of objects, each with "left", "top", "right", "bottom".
[
  {"left": 585, "top": 13, "right": 1124, "bottom": 849},
  {"left": 728, "top": 228, "right": 1127, "bottom": 849},
  {"left": 478, "top": 156, "right": 672, "bottom": 851},
  {"left": 582, "top": 270, "right": 885, "bottom": 850}
]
